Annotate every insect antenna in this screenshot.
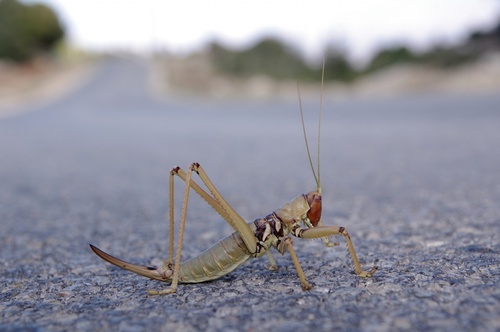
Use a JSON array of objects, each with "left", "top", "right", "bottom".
[{"left": 298, "top": 60, "right": 324, "bottom": 194}]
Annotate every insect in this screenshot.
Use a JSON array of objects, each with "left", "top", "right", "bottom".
[{"left": 89, "top": 64, "right": 378, "bottom": 295}]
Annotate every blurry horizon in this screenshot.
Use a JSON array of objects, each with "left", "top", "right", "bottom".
[{"left": 22, "top": 0, "right": 500, "bottom": 65}]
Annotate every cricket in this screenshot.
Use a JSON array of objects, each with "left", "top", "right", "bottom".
[{"left": 89, "top": 63, "right": 378, "bottom": 295}]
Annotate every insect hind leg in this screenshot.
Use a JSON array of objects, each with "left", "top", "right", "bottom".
[
  {"left": 149, "top": 162, "right": 259, "bottom": 295},
  {"left": 148, "top": 164, "right": 197, "bottom": 295}
]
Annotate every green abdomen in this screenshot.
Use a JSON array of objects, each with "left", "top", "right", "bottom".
[{"left": 178, "top": 231, "right": 253, "bottom": 283}]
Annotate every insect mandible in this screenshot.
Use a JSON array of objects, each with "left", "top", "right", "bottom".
[{"left": 89, "top": 63, "right": 378, "bottom": 295}]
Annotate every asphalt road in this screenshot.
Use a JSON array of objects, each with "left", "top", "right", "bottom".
[{"left": 1, "top": 58, "right": 499, "bottom": 331}]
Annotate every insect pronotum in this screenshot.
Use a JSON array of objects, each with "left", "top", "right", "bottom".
[{"left": 90, "top": 62, "right": 378, "bottom": 295}]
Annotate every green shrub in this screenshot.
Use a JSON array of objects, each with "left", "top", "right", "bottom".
[
  {"left": 0, "top": 0, "right": 64, "bottom": 62},
  {"left": 209, "top": 38, "right": 310, "bottom": 80}
]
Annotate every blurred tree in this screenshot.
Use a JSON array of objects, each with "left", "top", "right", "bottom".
[
  {"left": 364, "top": 18, "right": 500, "bottom": 72},
  {"left": 323, "top": 48, "right": 357, "bottom": 82},
  {"left": 453, "top": 16, "right": 500, "bottom": 66},
  {"left": 0, "top": 0, "right": 64, "bottom": 62},
  {"left": 207, "top": 16, "right": 500, "bottom": 85},
  {"left": 469, "top": 18, "right": 500, "bottom": 47},
  {"left": 26, "top": 3, "right": 65, "bottom": 51},
  {"left": 209, "top": 38, "right": 313, "bottom": 80},
  {"left": 364, "top": 46, "right": 418, "bottom": 73},
  {"left": 420, "top": 47, "right": 478, "bottom": 68}
]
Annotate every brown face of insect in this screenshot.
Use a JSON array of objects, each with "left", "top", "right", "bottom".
[{"left": 305, "top": 191, "right": 322, "bottom": 227}]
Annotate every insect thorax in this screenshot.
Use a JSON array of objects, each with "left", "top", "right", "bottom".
[{"left": 253, "top": 213, "right": 288, "bottom": 256}]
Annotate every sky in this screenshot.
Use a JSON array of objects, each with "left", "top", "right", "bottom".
[{"left": 25, "top": 0, "right": 500, "bottom": 63}]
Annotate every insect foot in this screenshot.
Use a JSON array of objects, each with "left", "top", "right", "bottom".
[
  {"left": 357, "top": 266, "right": 378, "bottom": 278},
  {"left": 147, "top": 288, "right": 176, "bottom": 296}
]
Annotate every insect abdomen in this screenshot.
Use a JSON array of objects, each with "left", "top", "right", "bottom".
[{"left": 178, "top": 227, "right": 254, "bottom": 283}]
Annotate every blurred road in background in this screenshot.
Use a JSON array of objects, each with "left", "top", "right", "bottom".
[{"left": 1, "top": 58, "right": 499, "bottom": 331}]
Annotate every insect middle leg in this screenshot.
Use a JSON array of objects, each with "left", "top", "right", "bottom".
[{"left": 283, "top": 237, "right": 312, "bottom": 290}]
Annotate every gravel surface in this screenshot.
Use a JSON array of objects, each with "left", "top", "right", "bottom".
[{"left": 1, "top": 58, "right": 499, "bottom": 331}]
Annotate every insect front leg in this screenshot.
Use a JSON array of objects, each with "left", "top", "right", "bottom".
[
  {"left": 304, "top": 219, "right": 340, "bottom": 247},
  {"left": 298, "top": 226, "right": 378, "bottom": 277}
]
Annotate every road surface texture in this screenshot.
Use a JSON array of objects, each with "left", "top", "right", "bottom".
[{"left": 1, "top": 58, "right": 499, "bottom": 331}]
